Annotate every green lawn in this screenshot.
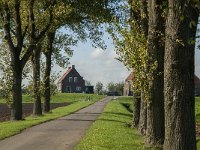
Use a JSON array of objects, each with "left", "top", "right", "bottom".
[
  {"left": 196, "top": 97, "right": 200, "bottom": 123},
  {"left": 51, "top": 93, "right": 104, "bottom": 103},
  {"left": 195, "top": 97, "right": 200, "bottom": 148},
  {"left": 0, "top": 93, "right": 105, "bottom": 103},
  {"left": 75, "top": 97, "right": 158, "bottom": 150},
  {"left": 0, "top": 96, "right": 102, "bottom": 140},
  {"left": 75, "top": 97, "right": 200, "bottom": 150}
]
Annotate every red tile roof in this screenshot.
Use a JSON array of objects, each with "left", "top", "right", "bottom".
[
  {"left": 58, "top": 67, "right": 72, "bottom": 83},
  {"left": 195, "top": 75, "right": 200, "bottom": 86}
]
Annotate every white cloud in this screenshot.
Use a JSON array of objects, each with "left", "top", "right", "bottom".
[
  {"left": 90, "top": 48, "right": 104, "bottom": 59},
  {"left": 69, "top": 47, "right": 130, "bottom": 87}
]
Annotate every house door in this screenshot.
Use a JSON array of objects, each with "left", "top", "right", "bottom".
[{"left": 66, "top": 86, "right": 71, "bottom": 93}]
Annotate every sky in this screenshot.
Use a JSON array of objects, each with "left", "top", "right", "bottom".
[
  {"left": 55, "top": 28, "right": 200, "bottom": 88},
  {"left": 195, "top": 46, "right": 200, "bottom": 77},
  {"left": 55, "top": 32, "right": 130, "bottom": 88},
  {"left": 195, "top": 23, "right": 200, "bottom": 77}
]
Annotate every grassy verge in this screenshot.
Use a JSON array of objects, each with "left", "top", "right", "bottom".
[
  {"left": 0, "top": 93, "right": 105, "bottom": 103},
  {"left": 195, "top": 97, "right": 200, "bottom": 147},
  {"left": 75, "top": 97, "right": 200, "bottom": 149},
  {"left": 196, "top": 97, "right": 200, "bottom": 123},
  {"left": 75, "top": 97, "right": 157, "bottom": 150},
  {"left": 51, "top": 93, "right": 104, "bottom": 103},
  {"left": 0, "top": 98, "right": 101, "bottom": 140}
]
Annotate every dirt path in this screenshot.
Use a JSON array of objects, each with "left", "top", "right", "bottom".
[{"left": 0, "top": 96, "right": 112, "bottom": 150}]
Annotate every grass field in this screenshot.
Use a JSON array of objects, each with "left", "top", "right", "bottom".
[
  {"left": 75, "top": 97, "right": 200, "bottom": 150},
  {"left": 195, "top": 97, "right": 200, "bottom": 148},
  {"left": 0, "top": 93, "right": 105, "bottom": 103},
  {"left": 196, "top": 97, "right": 200, "bottom": 123}
]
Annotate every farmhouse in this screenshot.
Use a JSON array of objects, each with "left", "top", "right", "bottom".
[
  {"left": 195, "top": 75, "right": 200, "bottom": 96},
  {"left": 57, "top": 65, "right": 94, "bottom": 93},
  {"left": 123, "top": 73, "right": 133, "bottom": 96},
  {"left": 123, "top": 73, "right": 200, "bottom": 96}
]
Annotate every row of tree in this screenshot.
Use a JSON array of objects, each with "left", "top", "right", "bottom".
[
  {"left": 0, "top": 0, "right": 119, "bottom": 119},
  {"left": 0, "top": 0, "right": 199, "bottom": 149},
  {"left": 109, "top": 0, "right": 199, "bottom": 149},
  {"left": 95, "top": 81, "right": 124, "bottom": 95}
]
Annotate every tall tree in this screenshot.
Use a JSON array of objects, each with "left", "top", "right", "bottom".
[
  {"left": 43, "top": 32, "right": 56, "bottom": 113},
  {"left": 31, "top": 43, "right": 42, "bottom": 116},
  {"left": 127, "top": 0, "right": 148, "bottom": 129},
  {"left": 137, "top": 0, "right": 148, "bottom": 134},
  {"left": 108, "top": 0, "right": 149, "bottom": 130},
  {"left": 0, "top": 0, "right": 54, "bottom": 120},
  {"left": 163, "top": 1, "right": 198, "bottom": 149},
  {"left": 146, "top": 0, "right": 165, "bottom": 145},
  {"left": 41, "top": 0, "right": 118, "bottom": 112}
]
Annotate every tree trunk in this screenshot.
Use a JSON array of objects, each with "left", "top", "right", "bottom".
[
  {"left": 43, "top": 51, "right": 52, "bottom": 112},
  {"left": 129, "top": 0, "right": 148, "bottom": 131},
  {"left": 146, "top": 0, "right": 165, "bottom": 145},
  {"left": 43, "top": 32, "right": 55, "bottom": 113},
  {"left": 32, "top": 45, "right": 42, "bottom": 116},
  {"left": 138, "top": 0, "right": 148, "bottom": 136},
  {"left": 132, "top": 93, "right": 141, "bottom": 128},
  {"left": 10, "top": 59, "right": 23, "bottom": 120},
  {"left": 139, "top": 91, "right": 147, "bottom": 135},
  {"left": 163, "top": 1, "right": 198, "bottom": 149}
]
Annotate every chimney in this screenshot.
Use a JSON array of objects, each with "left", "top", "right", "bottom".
[{"left": 72, "top": 65, "right": 75, "bottom": 68}]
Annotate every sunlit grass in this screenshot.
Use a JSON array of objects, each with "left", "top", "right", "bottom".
[
  {"left": 51, "top": 93, "right": 104, "bottom": 103},
  {"left": 195, "top": 97, "right": 200, "bottom": 123},
  {"left": 195, "top": 97, "right": 200, "bottom": 147},
  {"left": 75, "top": 97, "right": 158, "bottom": 150},
  {"left": 75, "top": 97, "right": 200, "bottom": 149},
  {"left": 0, "top": 93, "right": 105, "bottom": 103}
]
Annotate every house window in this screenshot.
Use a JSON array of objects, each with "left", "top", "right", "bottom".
[
  {"left": 76, "top": 86, "right": 81, "bottom": 91},
  {"left": 74, "top": 77, "right": 78, "bottom": 83},
  {"left": 69, "top": 77, "right": 73, "bottom": 82}
]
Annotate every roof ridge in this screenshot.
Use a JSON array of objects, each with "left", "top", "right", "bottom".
[{"left": 58, "top": 68, "right": 72, "bottom": 83}]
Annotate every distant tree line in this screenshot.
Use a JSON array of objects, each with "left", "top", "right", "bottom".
[{"left": 94, "top": 81, "right": 124, "bottom": 96}]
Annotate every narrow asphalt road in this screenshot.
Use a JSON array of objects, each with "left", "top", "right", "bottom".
[{"left": 0, "top": 96, "right": 112, "bottom": 150}]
